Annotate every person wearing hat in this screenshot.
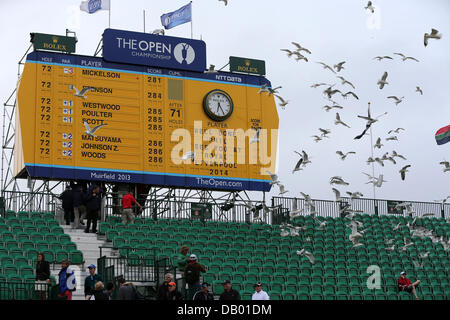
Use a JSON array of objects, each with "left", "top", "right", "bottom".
[
  {"left": 193, "top": 282, "right": 214, "bottom": 301},
  {"left": 84, "top": 264, "right": 103, "bottom": 298},
  {"left": 398, "top": 271, "right": 421, "bottom": 300},
  {"left": 252, "top": 282, "right": 270, "bottom": 300},
  {"left": 156, "top": 273, "right": 174, "bottom": 300},
  {"left": 219, "top": 280, "right": 241, "bottom": 300},
  {"left": 165, "top": 281, "right": 183, "bottom": 301},
  {"left": 184, "top": 254, "right": 206, "bottom": 300}
]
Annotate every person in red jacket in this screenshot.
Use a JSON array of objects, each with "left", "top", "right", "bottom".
[
  {"left": 398, "top": 271, "right": 421, "bottom": 300},
  {"left": 121, "top": 190, "right": 143, "bottom": 225}
]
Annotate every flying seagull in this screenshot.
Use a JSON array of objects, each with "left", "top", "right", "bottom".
[
  {"left": 334, "top": 113, "right": 351, "bottom": 128},
  {"left": 346, "top": 191, "right": 364, "bottom": 200},
  {"left": 333, "top": 61, "right": 346, "bottom": 72},
  {"left": 330, "top": 176, "right": 350, "bottom": 186},
  {"left": 296, "top": 249, "right": 315, "bottom": 264},
  {"left": 415, "top": 86, "right": 423, "bottom": 95},
  {"left": 374, "top": 137, "right": 383, "bottom": 149},
  {"left": 291, "top": 42, "right": 312, "bottom": 54},
  {"left": 387, "top": 96, "right": 405, "bottom": 106},
  {"left": 259, "top": 84, "right": 269, "bottom": 94},
  {"left": 274, "top": 94, "right": 289, "bottom": 109},
  {"left": 296, "top": 150, "right": 311, "bottom": 166},
  {"left": 311, "top": 82, "right": 330, "bottom": 88},
  {"left": 267, "top": 86, "right": 282, "bottom": 96},
  {"left": 323, "top": 86, "right": 342, "bottom": 99},
  {"left": 83, "top": 121, "right": 107, "bottom": 138},
  {"left": 399, "top": 165, "right": 411, "bottom": 181},
  {"left": 69, "top": 85, "right": 95, "bottom": 99},
  {"left": 218, "top": 0, "right": 228, "bottom": 6},
  {"left": 205, "top": 64, "right": 218, "bottom": 74},
  {"left": 391, "top": 150, "right": 407, "bottom": 160},
  {"left": 388, "top": 128, "right": 405, "bottom": 134},
  {"left": 249, "top": 127, "right": 261, "bottom": 144},
  {"left": 365, "top": 174, "right": 387, "bottom": 187},
  {"left": 394, "top": 53, "right": 419, "bottom": 62},
  {"left": 317, "top": 62, "right": 336, "bottom": 74},
  {"left": 319, "top": 128, "right": 331, "bottom": 138},
  {"left": 373, "top": 56, "right": 393, "bottom": 61},
  {"left": 292, "top": 157, "right": 304, "bottom": 174},
  {"left": 182, "top": 151, "right": 195, "bottom": 161},
  {"left": 280, "top": 49, "right": 295, "bottom": 58},
  {"left": 439, "top": 161, "right": 450, "bottom": 172},
  {"left": 266, "top": 171, "right": 280, "bottom": 185},
  {"left": 278, "top": 184, "right": 288, "bottom": 195},
  {"left": 342, "top": 91, "right": 359, "bottom": 100},
  {"left": 336, "top": 151, "right": 356, "bottom": 160},
  {"left": 354, "top": 123, "right": 371, "bottom": 140},
  {"left": 332, "top": 188, "right": 342, "bottom": 202},
  {"left": 323, "top": 104, "right": 343, "bottom": 112},
  {"left": 424, "top": 28, "right": 442, "bottom": 47},
  {"left": 365, "top": 1, "right": 375, "bottom": 13},
  {"left": 311, "top": 135, "right": 323, "bottom": 143},
  {"left": 294, "top": 52, "right": 308, "bottom": 62},
  {"left": 377, "top": 72, "right": 388, "bottom": 89},
  {"left": 337, "top": 76, "right": 355, "bottom": 89},
  {"left": 382, "top": 152, "right": 397, "bottom": 164},
  {"left": 386, "top": 135, "right": 398, "bottom": 141}
]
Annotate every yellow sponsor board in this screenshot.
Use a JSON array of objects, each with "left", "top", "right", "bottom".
[{"left": 15, "top": 51, "right": 278, "bottom": 191}]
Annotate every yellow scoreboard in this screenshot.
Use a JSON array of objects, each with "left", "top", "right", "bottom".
[{"left": 15, "top": 50, "right": 278, "bottom": 191}]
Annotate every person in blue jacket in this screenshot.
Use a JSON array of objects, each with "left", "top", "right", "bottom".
[{"left": 58, "top": 260, "right": 76, "bottom": 300}]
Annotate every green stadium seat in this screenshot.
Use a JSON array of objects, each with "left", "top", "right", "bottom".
[{"left": 70, "top": 250, "right": 84, "bottom": 264}]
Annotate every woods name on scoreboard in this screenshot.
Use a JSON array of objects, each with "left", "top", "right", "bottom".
[{"left": 16, "top": 51, "right": 279, "bottom": 192}]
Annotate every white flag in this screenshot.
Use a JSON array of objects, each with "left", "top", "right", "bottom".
[{"left": 80, "top": 0, "right": 110, "bottom": 14}]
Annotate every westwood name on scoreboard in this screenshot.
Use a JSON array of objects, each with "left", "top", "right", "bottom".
[{"left": 14, "top": 29, "right": 279, "bottom": 192}]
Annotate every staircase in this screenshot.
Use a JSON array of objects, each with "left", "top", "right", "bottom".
[{"left": 50, "top": 225, "right": 113, "bottom": 300}]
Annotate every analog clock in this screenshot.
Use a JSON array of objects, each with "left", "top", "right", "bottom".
[{"left": 202, "top": 89, "right": 234, "bottom": 122}]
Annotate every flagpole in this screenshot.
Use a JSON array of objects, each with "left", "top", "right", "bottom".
[
  {"left": 368, "top": 102, "right": 376, "bottom": 201},
  {"left": 190, "top": 1, "right": 193, "bottom": 39},
  {"left": 143, "top": 10, "right": 146, "bottom": 33},
  {"left": 108, "top": 1, "right": 111, "bottom": 28}
]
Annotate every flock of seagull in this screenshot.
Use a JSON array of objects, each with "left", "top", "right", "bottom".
[{"left": 254, "top": 3, "right": 449, "bottom": 264}]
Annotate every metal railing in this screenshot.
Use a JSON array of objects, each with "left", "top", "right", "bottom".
[
  {"left": 1, "top": 190, "right": 58, "bottom": 214},
  {"left": 272, "top": 196, "right": 450, "bottom": 220},
  {"left": 0, "top": 281, "right": 52, "bottom": 300}
]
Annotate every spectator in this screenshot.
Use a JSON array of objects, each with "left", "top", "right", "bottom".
[
  {"left": 165, "top": 281, "right": 183, "bottom": 301},
  {"left": 121, "top": 190, "right": 143, "bottom": 225},
  {"left": 176, "top": 245, "right": 190, "bottom": 271},
  {"left": 58, "top": 260, "right": 76, "bottom": 300},
  {"left": 89, "top": 281, "right": 109, "bottom": 300},
  {"left": 156, "top": 273, "right": 174, "bottom": 300},
  {"left": 184, "top": 254, "right": 206, "bottom": 300},
  {"left": 35, "top": 253, "right": 51, "bottom": 300},
  {"left": 73, "top": 184, "right": 87, "bottom": 228},
  {"left": 104, "top": 282, "right": 115, "bottom": 300},
  {"left": 84, "top": 185, "right": 101, "bottom": 233},
  {"left": 84, "top": 264, "right": 103, "bottom": 298},
  {"left": 252, "top": 282, "right": 270, "bottom": 300},
  {"left": 193, "top": 282, "right": 214, "bottom": 301},
  {"left": 117, "top": 277, "right": 143, "bottom": 300},
  {"left": 219, "top": 280, "right": 241, "bottom": 300},
  {"left": 59, "top": 185, "right": 74, "bottom": 226},
  {"left": 398, "top": 271, "right": 421, "bottom": 300}
]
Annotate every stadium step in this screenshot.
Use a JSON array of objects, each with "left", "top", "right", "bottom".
[{"left": 59, "top": 225, "right": 112, "bottom": 300}]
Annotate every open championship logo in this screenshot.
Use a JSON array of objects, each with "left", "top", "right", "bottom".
[{"left": 174, "top": 43, "right": 195, "bottom": 65}]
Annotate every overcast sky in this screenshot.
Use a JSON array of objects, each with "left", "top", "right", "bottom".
[{"left": 0, "top": 0, "right": 448, "bottom": 203}]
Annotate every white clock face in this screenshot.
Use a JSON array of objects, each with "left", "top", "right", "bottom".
[
  {"left": 203, "top": 90, "right": 233, "bottom": 121},
  {"left": 207, "top": 92, "right": 231, "bottom": 117}
]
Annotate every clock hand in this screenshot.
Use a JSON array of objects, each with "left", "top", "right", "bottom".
[{"left": 217, "top": 104, "right": 225, "bottom": 115}]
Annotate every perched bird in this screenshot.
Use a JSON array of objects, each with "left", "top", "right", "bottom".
[
  {"left": 296, "top": 249, "right": 315, "bottom": 264},
  {"left": 151, "top": 29, "right": 165, "bottom": 35},
  {"left": 249, "top": 127, "right": 261, "bottom": 144},
  {"left": 317, "top": 62, "right": 336, "bottom": 74},
  {"left": 337, "top": 76, "right": 355, "bottom": 89},
  {"left": 336, "top": 151, "right": 356, "bottom": 160},
  {"left": 333, "top": 61, "right": 346, "bottom": 72},
  {"left": 434, "top": 196, "right": 450, "bottom": 205},
  {"left": 292, "top": 42, "right": 312, "bottom": 54},
  {"left": 323, "top": 104, "right": 343, "bottom": 112},
  {"left": 377, "top": 72, "right": 388, "bottom": 89},
  {"left": 439, "top": 161, "right": 450, "bottom": 172},
  {"left": 399, "top": 165, "right": 411, "bottom": 181},
  {"left": 274, "top": 94, "right": 289, "bottom": 109},
  {"left": 387, "top": 96, "right": 405, "bottom": 106},
  {"left": 334, "top": 113, "right": 351, "bottom": 128},
  {"left": 373, "top": 55, "right": 393, "bottom": 61},
  {"left": 342, "top": 91, "right": 359, "bottom": 100},
  {"left": 424, "top": 28, "right": 442, "bottom": 47},
  {"left": 365, "top": 1, "right": 375, "bottom": 13},
  {"left": 415, "top": 86, "right": 423, "bottom": 95},
  {"left": 374, "top": 137, "right": 383, "bottom": 149},
  {"left": 394, "top": 53, "right": 419, "bottom": 62},
  {"left": 69, "top": 85, "right": 95, "bottom": 99},
  {"left": 205, "top": 64, "right": 218, "bottom": 74},
  {"left": 218, "top": 0, "right": 228, "bottom": 6},
  {"left": 83, "top": 121, "right": 107, "bottom": 138},
  {"left": 391, "top": 150, "right": 407, "bottom": 160},
  {"left": 388, "top": 128, "right": 405, "bottom": 134}
]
